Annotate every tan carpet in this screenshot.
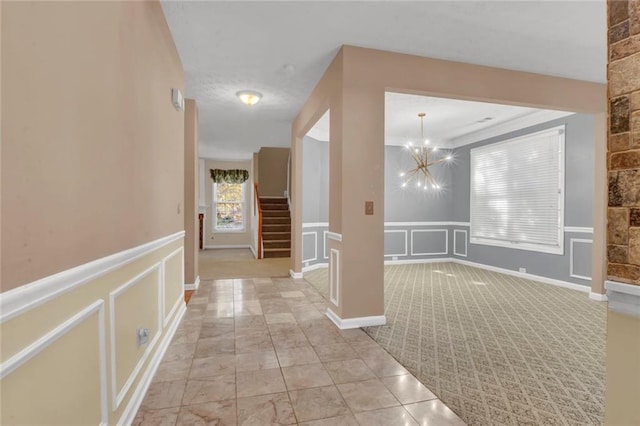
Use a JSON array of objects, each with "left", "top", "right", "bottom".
[
  {"left": 304, "top": 262, "right": 606, "bottom": 426},
  {"left": 199, "top": 248, "right": 290, "bottom": 280}
]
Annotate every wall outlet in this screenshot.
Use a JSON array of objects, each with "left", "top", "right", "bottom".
[
  {"left": 518, "top": 267, "right": 526, "bottom": 273},
  {"left": 392, "top": 256, "right": 398, "bottom": 261},
  {"left": 137, "top": 327, "right": 150, "bottom": 347}
]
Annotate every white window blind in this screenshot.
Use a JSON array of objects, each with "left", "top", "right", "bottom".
[{"left": 470, "top": 125, "right": 565, "bottom": 254}]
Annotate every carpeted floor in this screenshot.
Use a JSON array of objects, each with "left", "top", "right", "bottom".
[
  {"left": 199, "top": 249, "right": 290, "bottom": 280},
  {"left": 304, "top": 262, "right": 607, "bottom": 426}
]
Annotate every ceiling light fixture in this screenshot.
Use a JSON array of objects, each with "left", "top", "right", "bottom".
[
  {"left": 236, "top": 90, "right": 262, "bottom": 106},
  {"left": 401, "top": 113, "right": 452, "bottom": 191}
]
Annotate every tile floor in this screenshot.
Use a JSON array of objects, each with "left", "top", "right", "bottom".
[{"left": 134, "top": 277, "right": 466, "bottom": 425}]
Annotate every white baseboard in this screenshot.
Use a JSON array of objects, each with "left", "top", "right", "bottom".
[
  {"left": 451, "top": 258, "right": 590, "bottom": 293},
  {"left": 589, "top": 292, "right": 608, "bottom": 302},
  {"left": 302, "top": 263, "right": 328, "bottom": 273},
  {"left": 290, "top": 270, "right": 303, "bottom": 279},
  {"left": 184, "top": 276, "right": 200, "bottom": 291},
  {"left": 384, "top": 257, "right": 454, "bottom": 265},
  {"left": 249, "top": 245, "right": 257, "bottom": 259},
  {"left": 204, "top": 244, "right": 251, "bottom": 250},
  {"left": 119, "top": 301, "right": 186, "bottom": 425},
  {"left": 326, "top": 308, "right": 386, "bottom": 330}
]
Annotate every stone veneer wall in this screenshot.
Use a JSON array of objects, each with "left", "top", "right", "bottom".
[{"left": 607, "top": 0, "right": 640, "bottom": 285}]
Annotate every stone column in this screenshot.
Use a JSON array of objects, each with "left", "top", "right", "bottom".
[{"left": 604, "top": 1, "right": 640, "bottom": 425}]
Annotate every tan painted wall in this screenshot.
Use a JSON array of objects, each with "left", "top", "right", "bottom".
[
  {"left": 258, "top": 147, "right": 290, "bottom": 197},
  {"left": 204, "top": 159, "right": 253, "bottom": 248},
  {"left": 184, "top": 100, "right": 199, "bottom": 284},
  {"left": 1, "top": 1, "right": 184, "bottom": 291},
  {"left": 292, "top": 46, "right": 607, "bottom": 320}
]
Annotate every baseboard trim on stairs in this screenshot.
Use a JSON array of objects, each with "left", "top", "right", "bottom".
[{"left": 326, "top": 308, "right": 386, "bottom": 329}]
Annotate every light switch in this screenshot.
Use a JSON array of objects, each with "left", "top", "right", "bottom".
[{"left": 365, "top": 201, "right": 374, "bottom": 215}]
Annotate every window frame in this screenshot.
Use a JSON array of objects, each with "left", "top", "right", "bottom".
[
  {"left": 469, "top": 125, "right": 566, "bottom": 255},
  {"left": 212, "top": 182, "right": 246, "bottom": 233}
]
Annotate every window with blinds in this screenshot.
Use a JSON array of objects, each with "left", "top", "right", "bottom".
[{"left": 469, "top": 125, "right": 565, "bottom": 255}]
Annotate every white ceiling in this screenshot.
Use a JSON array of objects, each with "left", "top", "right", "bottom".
[
  {"left": 306, "top": 93, "right": 574, "bottom": 147},
  {"left": 161, "top": 1, "right": 606, "bottom": 160}
]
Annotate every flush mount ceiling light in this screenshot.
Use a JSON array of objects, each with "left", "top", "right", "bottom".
[
  {"left": 236, "top": 90, "right": 262, "bottom": 106},
  {"left": 400, "top": 113, "right": 452, "bottom": 191}
]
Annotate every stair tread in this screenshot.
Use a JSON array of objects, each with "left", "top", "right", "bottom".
[{"left": 263, "top": 247, "right": 291, "bottom": 251}]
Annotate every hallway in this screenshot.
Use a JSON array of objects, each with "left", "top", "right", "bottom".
[
  {"left": 199, "top": 249, "right": 290, "bottom": 280},
  {"left": 134, "top": 276, "right": 465, "bottom": 425}
]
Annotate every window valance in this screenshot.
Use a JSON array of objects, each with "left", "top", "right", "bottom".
[{"left": 210, "top": 169, "right": 249, "bottom": 184}]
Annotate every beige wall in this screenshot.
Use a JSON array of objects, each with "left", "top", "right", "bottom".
[
  {"left": 258, "top": 147, "right": 290, "bottom": 197},
  {"left": 292, "top": 46, "right": 607, "bottom": 320},
  {"left": 204, "top": 159, "right": 253, "bottom": 248},
  {"left": 184, "top": 100, "right": 199, "bottom": 284},
  {"left": 1, "top": 1, "right": 184, "bottom": 291}
]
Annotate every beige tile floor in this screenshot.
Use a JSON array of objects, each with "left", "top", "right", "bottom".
[{"left": 134, "top": 277, "right": 466, "bottom": 425}]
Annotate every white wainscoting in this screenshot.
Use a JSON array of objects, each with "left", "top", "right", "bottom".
[
  {"left": 323, "top": 231, "right": 329, "bottom": 260},
  {"left": 383, "top": 230, "right": 408, "bottom": 257},
  {"left": 330, "top": 248, "right": 340, "bottom": 307},
  {"left": 410, "top": 229, "right": 449, "bottom": 256},
  {"left": 569, "top": 238, "right": 593, "bottom": 281},
  {"left": 453, "top": 229, "right": 468, "bottom": 257},
  {"left": 302, "top": 232, "right": 318, "bottom": 263}
]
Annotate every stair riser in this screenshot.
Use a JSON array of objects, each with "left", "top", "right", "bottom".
[
  {"left": 264, "top": 241, "right": 291, "bottom": 249},
  {"left": 263, "top": 226, "right": 290, "bottom": 233},
  {"left": 262, "top": 204, "right": 288, "bottom": 210},
  {"left": 262, "top": 218, "right": 290, "bottom": 225},
  {"left": 263, "top": 233, "right": 291, "bottom": 241},
  {"left": 260, "top": 198, "right": 287, "bottom": 204},
  {"left": 263, "top": 211, "right": 290, "bottom": 218},
  {"left": 264, "top": 250, "right": 291, "bottom": 258}
]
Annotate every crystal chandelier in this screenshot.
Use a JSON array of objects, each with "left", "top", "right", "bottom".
[{"left": 400, "top": 113, "right": 452, "bottom": 190}]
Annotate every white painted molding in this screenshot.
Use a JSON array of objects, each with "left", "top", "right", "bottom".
[
  {"left": 302, "top": 231, "right": 318, "bottom": 263},
  {"left": 326, "top": 308, "right": 386, "bottom": 330},
  {"left": 302, "top": 222, "right": 329, "bottom": 228},
  {"left": 564, "top": 226, "right": 594, "bottom": 234},
  {"left": 330, "top": 249, "right": 340, "bottom": 307},
  {"left": 448, "top": 109, "right": 574, "bottom": 148},
  {"left": 0, "top": 231, "right": 185, "bottom": 324},
  {"left": 385, "top": 258, "right": 454, "bottom": 265},
  {"left": 109, "top": 263, "right": 162, "bottom": 411},
  {"left": 0, "top": 300, "right": 109, "bottom": 424},
  {"left": 249, "top": 245, "right": 258, "bottom": 259},
  {"left": 118, "top": 301, "right": 187, "bottom": 426},
  {"left": 606, "top": 280, "right": 640, "bottom": 318},
  {"left": 384, "top": 221, "right": 470, "bottom": 227},
  {"left": 204, "top": 244, "right": 251, "bottom": 249},
  {"left": 410, "top": 229, "right": 449, "bottom": 256},
  {"left": 569, "top": 239, "right": 592, "bottom": 281},
  {"left": 302, "top": 263, "right": 328, "bottom": 273},
  {"left": 327, "top": 231, "right": 342, "bottom": 242},
  {"left": 184, "top": 276, "right": 200, "bottom": 291},
  {"left": 383, "top": 230, "right": 408, "bottom": 257},
  {"left": 589, "top": 292, "right": 608, "bottom": 302},
  {"left": 453, "top": 229, "right": 468, "bottom": 257},
  {"left": 290, "top": 270, "right": 303, "bottom": 279},
  {"left": 323, "top": 231, "right": 329, "bottom": 259},
  {"left": 453, "top": 258, "right": 590, "bottom": 293}
]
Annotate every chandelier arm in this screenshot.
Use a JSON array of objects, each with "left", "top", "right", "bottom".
[{"left": 427, "top": 158, "right": 448, "bottom": 167}]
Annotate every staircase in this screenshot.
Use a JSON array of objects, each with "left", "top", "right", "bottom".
[{"left": 259, "top": 197, "right": 291, "bottom": 258}]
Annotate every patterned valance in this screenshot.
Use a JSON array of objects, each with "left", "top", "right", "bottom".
[{"left": 210, "top": 169, "right": 249, "bottom": 184}]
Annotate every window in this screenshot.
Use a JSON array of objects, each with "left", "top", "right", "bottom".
[
  {"left": 213, "top": 182, "right": 245, "bottom": 231},
  {"left": 470, "top": 125, "right": 565, "bottom": 254}
]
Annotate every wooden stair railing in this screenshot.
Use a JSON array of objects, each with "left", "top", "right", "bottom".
[{"left": 254, "top": 183, "right": 263, "bottom": 259}]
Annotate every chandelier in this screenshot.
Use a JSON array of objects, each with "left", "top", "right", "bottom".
[{"left": 400, "top": 113, "right": 451, "bottom": 191}]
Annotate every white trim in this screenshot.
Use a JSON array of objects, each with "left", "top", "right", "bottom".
[
  {"left": 452, "top": 258, "right": 590, "bottom": 293},
  {"left": 184, "top": 276, "right": 200, "bottom": 291},
  {"left": 0, "top": 300, "right": 109, "bottom": 425},
  {"left": 327, "top": 231, "right": 342, "bottom": 242},
  {"left": 383, "top": 230, "right": 408, "bottom": 257},
  {"left": 323, "top": 231, "right": 329, "bottom": 259},
  {"left": 589, "top": 292, "right": 608, "bottom": 302},
  {"left": 164, "top": 295, "right": 184, "bottom": 328},
  {"left": 0, "top": 231, "right": 185, "bottom": 323},
  {"left": 384, "top": 221, "right": 470, "bottom": 227},
  {"left": 385, "top": 258, "right": 454, "bottom": 265},
  {"left": 325, "top": 308, "right": 386, "bottom": 330},
  {"left": 606, "top": 280, "right": 640, "bottom": 318},
  {"left": 109, "top": 264, "right": 162, "bottom": 411},
  {"left": 453, "top": 229, "right": 468, "bottom": 257},
  {"left": 302, "top": 263, "right": 328, "bottom": 273},
  {"left": 569, "top": 239, "right": 592, "bottom": 281},
  {"left": 118, "top": 302, "right": 187, "bottom": 426},
  {"left": 564, "top": 226, "right": 594, "bottom": 234},
  {"left": 212, "top": 181, "right": 246, "bottom": 233},
  {"left": 410, "top": 229, "right": 449, "bottom": 256},
  {"left": 448, "top": 109, "right": 574, "bottom": 148},
  {"left": 160, "top": 246, "right": 183, "bottom": 327},
  {"left": 302, "top": 222, "right": 329, "bottom": 228},
  {"left": 204, "top": 244, "right": 251, "bottom": 249},
  {"left": 290, "top": 270, "right": 303, "bottom": 279},
  {"left": 249, "top": 245, "right": 258, "bottom": 259},
  {"left": 302, "top": 231, "right": 318, "bottom": 263},
  {"left": 330, "top": 249, "right": 340, "bottom": 306}
]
